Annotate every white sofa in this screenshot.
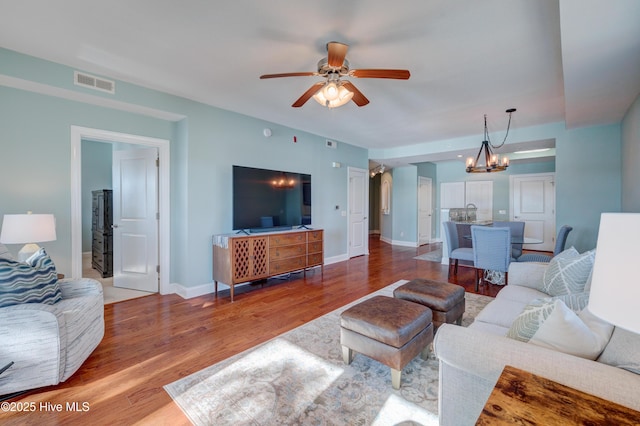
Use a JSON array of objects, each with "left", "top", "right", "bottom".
[
  {"left": 434, "top": 261, "right": 640, "bottom": 425},
  {"left": 0, "top": 243, "right": 104, "bottom": 396}
]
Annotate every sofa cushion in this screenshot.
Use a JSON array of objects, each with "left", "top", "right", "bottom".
[
  {"left": 0, "top": 248, "right": 62, "bottom": 308},
  {"left": 474, "top": 298, "right": 529, "bottom": 329},
  {"left": 506, "top": 298, "right": 613, "bottom": 360},
  {"left": 495, "top": 285, "right": 547, "bottom": 304},
  {"left": 597, "top": 327, "right": 640, "bottom": 375},
  {"left": 543, "top": 247, "right": 595, "bottom": 296},
  {"left": 0, "top": 243, "right": 14, "bottom": 260}
]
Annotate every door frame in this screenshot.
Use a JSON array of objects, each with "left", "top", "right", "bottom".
[
  {"left": 417, "top": 176, "right": 432, "bottom": 245},
  {"left": 70, "top": 126, "right": 171, "bottom": 295}
]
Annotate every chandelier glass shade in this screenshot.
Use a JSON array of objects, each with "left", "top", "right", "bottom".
[{"left": 466, "top": 109, "right": 516, "bottom": 173}]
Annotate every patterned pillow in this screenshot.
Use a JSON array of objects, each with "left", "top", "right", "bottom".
[
  {"left": 542, "top": 248, "right": 595, "bottom": 296},
  {"left": 507, "top": 298, "right": 613, "bottom": 359},
  {"left": 0, "top": 248, "right": 62, "bottom": 308},
  {"left": 551, "top": 292, "right": 590, "bottom": 312}
]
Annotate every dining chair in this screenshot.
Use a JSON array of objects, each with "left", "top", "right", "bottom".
[
  {"left": 471, "top": 225, "right": 511, "bottom": 291},
  {"left": 443, "top": 221, "right": 474, "bottom": 277},
  {"left": 518, "top": 225, "right": 573, "bottom": 263},
  {"left": 493, "top": 221, "right": 525, "bottom": 261}
]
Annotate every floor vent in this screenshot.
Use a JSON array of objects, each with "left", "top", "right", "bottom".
[{"left": 74, "top": 71, "right": 115, "bottom": 94}]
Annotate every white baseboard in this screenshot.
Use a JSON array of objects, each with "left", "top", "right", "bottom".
[
  {"left": 379, "top": 236, "right": 418, "bottom": 248},
  {"left": 324, "top": 254, "right": 349, "bottom": 265},
  {"left": 170, "top": 281, "right": 217, "bottom": 299}
]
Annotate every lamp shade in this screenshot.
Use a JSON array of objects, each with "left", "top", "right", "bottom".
[
  {"left": 588, "top": 213, "right": 640, "bottom": 334},
  {"left": 0, "top": 213, "right": 57, "bottom": 244}
]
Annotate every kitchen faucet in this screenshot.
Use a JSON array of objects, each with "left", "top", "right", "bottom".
[{"left": 465, "top": 203, "right": 477, "bottom": 222}]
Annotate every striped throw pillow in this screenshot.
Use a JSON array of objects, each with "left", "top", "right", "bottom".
[{"left": 0, "top": 248, "right": 62, "bottom": 308}]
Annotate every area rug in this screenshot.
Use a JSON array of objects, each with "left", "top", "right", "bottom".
[
  {"left": 164, "top": 280, "right": 493, "bottom": 425},
  {"left": 414, "top": 249, "right": 443, "bottom": 263}
]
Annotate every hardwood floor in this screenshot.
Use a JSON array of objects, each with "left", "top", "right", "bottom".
[{"left": 2, "top": 236, "right": 504, "bottom": 425}]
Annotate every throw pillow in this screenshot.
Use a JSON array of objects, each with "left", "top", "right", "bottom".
[
  {"left": 543, "top": 247, "right": 595, "bottom": 296},
  {"left": 552, "top": 292, "right": 590, "bottom": 312},
  {"left": 506, "top": 298, "right": 613, "bottom": 360},
  {"left": 0, "top": 248, "right": 62, "bottom": 308}
]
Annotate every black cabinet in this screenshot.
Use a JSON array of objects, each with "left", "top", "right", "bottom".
[{"left": 92, "top": 189, "right": 113, "bottom": 278}]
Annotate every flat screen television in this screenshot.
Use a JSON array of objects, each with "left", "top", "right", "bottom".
[{"left": 232, "top": 165, "right": 311, "bottom": 232}]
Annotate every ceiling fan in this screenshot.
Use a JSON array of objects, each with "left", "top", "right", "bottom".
[{"left": 260, "top": 41, "right": 410, "bottom": 108}]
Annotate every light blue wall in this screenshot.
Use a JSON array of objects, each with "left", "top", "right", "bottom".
[
  {"left": 390, "top": 166, "right": 418, "bottom": 243},
  {"left": 622, "top": 93, "right": 640, "bottom": 212},
  {"left": 0, "top": 48, "right": 368, "bottom": 288},
  {"left": 556, "top": 124, "right": 621, "bottom": 251}
]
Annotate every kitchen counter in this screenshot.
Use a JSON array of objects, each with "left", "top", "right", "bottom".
[{"left": 450, "top": 220, "right": 493, "bottom": 226}]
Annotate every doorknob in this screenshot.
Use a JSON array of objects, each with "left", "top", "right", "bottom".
[{"left": 111, "top": 224, "right": 119, "bottom": 228}]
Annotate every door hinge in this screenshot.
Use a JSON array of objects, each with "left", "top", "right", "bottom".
[
  {"left": 156, "top": 265, "right": 160, "bottom": 273},
  {"left": 156, "top": 157, "right": 159, "bottom": 167},
  {"left": 156, "top": 212, "right": 160, "bottom": 220}
]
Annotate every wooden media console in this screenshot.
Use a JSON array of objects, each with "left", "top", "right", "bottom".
[{"left": 213, "top": 229, "right": 323, "bottom": 301}]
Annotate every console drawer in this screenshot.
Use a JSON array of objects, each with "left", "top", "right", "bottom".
[
  {"left": 270, "top": 232, "right": 306, "bottom": 247},
  {"left": 307, "top": 253, "right": 323, "bottom": 267},
  {"left": 308, "top": 230, "right": 323, "bottom": 242},
  {"left": 308, "top": 241, "right": 322, "bottom": 253},
  {"left": 270, "top": 256, "right": 306, "bottom": 274},
  {"left": 270, "top": 244, "right": 305, "bottom": 260}
]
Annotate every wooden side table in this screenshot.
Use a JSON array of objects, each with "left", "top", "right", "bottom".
[{"left": 476, "top": 365, "right": 640, "bottom": 425}]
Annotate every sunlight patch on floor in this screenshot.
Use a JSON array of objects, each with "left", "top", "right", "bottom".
[{"left": 372, "top": 393, "right": 439, "bottom": 426}]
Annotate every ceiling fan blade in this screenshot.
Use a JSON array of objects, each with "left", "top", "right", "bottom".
[
  {"left": 342, "top": 81, "right": 369, "bottom": 107},
  {"left": 260, "top": 72, "right": 317, "bottom": 79},
  {"left": 292, "top": 82, "right": 324, "bottom": 107},
  {"left": 350, "top": 69, "right": 411, "bottom": 80},
  {"left": 327, "top": 41, "right": 349, "bottom": 68}
]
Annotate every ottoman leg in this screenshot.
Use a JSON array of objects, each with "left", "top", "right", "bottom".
[
  {"left": 420, "top": 343, "right": 431, "bottom": 359},
  {"left": 391, "top": 368, "right": 402, "bottom": 390},
  {"left": 342, "top": 345, "right": 354, "bottom": 365},
  {"left": 455, "top": 315, "right": 463, "bottom": 325}
]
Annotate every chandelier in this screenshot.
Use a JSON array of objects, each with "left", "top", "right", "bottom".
[
  {"left": 466, "top": 108, "right": 516, "bottom": 173},
  {"left": 271, "top": 173, "right": 295, "bottom": 189}
]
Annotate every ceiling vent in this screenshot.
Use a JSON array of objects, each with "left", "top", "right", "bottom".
[{"left": 74, "top": 71, "right": 115, "bottom": 94}]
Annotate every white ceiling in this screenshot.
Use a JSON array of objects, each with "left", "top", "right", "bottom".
[{"left": 1, "top": 0, "right": 639, "bottom": 166}]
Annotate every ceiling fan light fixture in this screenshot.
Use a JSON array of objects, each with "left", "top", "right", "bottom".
[{"left": 313, "top": 81, "right": 353, "bottom": 108}]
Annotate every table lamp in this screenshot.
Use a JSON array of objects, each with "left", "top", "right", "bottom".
[
  {"left": 0, "top": 212, "right": 57, "bottom": 262},
  {"left": 588, "top": 212, "right": 640, "bottom": 334}
]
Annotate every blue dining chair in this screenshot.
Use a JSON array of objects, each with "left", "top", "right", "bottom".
[
  {"left": 471, "top": 225, "right": 511, "bottom": 291},
  {"left": 493, "top": 221, "right": 525, "bottom": 261},
  {"left": 518, "top": 225, "right": 573, "bottom": 263},
  {"left": 443, "top": 221, "right": 474, "bottom": 277}
]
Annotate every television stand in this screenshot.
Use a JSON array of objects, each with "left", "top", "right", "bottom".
[{"left": 213, "top": 228, "right": 323, "bottom": 302}]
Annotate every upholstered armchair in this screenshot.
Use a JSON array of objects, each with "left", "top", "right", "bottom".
[{"left": 0, "top": 245, "right": 104, "bottom": 395}]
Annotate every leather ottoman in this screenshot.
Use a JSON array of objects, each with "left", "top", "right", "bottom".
[
  {"left": 393, "top": 278, "right": 465, "bottom": 329},
  {"left": 340, "top": 295, "right": 434, "bottom": 390}
]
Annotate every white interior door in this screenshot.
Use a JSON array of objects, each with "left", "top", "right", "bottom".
[
  {"left": 112, "top": 148, "right": 159, "bottom": 292},
  {"left": 418, "top": 177, "right": 432, "bottom": 245},
  {"left": 511, "top": 173, "right": 556, "bottom": 252},
  {"left": 348, "top": 167, "right": 368, "bottom": 258}
]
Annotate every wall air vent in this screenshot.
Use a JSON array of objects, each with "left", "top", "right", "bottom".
[
  {"left": 74, "top": 71, "right": 115, "bottom": 94},
  {"left": 325, "top": 140, "right": 337, "bottom": 149}
]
